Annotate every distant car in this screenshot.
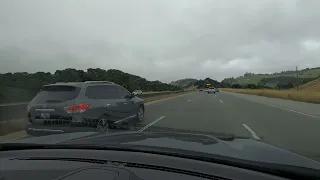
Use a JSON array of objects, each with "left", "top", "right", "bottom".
[
  {"left": 26, "top": 81, "right": 144, "bottom": 136},
  {"left": 207, "top": 87, "right": 216, "bottom": 94},
  {"left": 215, "top": 88, "right": 220, "bottom": 92},
  {"left": 132, "top": 90, "right": 142, "bottom": 95},
  {"left": 199, "top": 89, "right": 203, "bottom": 92}
]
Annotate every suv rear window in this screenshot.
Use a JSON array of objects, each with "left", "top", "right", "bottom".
[
  {"left": 85, "top": 85, "right": 118, "bottom": 99},
  {"left": 31, "top": 85, "right": 80, "bottom": 103}
]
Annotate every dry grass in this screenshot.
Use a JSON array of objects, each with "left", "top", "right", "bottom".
[
  {"left": 299, "top": 78, "right": 320, "bottom": 92},
  {"left": 144, "top": 92, "right": 190, "bottom": 103},
  {"left": 0, "top": 119, "right": 26, "bottom": 136},
  {"left": 143, "top": 91, "right": 174, "bottom": 94},
  {"left": 221, "top": 88, "right": 320, "bottom": 104}
]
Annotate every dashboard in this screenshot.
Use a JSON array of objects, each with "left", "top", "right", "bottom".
[{"left": 1, "top": 149, "right": 289, "bottom": 180}]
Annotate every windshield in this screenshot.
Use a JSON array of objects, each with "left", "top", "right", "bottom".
[
  {"left": 31, "top": 85, "right": 80, "bottom": 103},
  {"left": 85, "top": 85, "right": 119, "bottom": 99},
  {"left": 1, "top": 0, "right": 320, "bottom": 174}
]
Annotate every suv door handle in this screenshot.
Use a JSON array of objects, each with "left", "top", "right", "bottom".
[{"left": 123, "top": 103, "right": 128, "bottom": 105}]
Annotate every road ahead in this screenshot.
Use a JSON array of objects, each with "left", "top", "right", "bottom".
[
  {"left": 2, "top": 91, "right": 320, "bottom": 162},
  {"left": 141, "top": 91, "right": 320, "bottom": 162}
]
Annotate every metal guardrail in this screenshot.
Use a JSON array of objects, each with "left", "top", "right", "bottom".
[{"left": 0, "top": 91, "right": 185, "bottom": 122}]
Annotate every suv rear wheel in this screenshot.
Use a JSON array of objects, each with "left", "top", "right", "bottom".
[{"left": 137, "top": 106, "right": 144, "bottom": 122}]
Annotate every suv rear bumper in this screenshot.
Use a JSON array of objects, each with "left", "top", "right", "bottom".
[{"left": 26, "top": 123, "right": 97, "bottom": 136}]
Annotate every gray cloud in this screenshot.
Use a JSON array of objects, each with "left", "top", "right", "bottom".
[{"left": 1, "top": 0, "right": 320, "bottom": 82}]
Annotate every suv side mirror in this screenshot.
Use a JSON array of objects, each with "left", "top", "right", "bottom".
[{"left": 125, "top": 93, "right": 135, "bottom": 99}]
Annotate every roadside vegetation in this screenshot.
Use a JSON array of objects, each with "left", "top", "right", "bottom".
[
  {"left": 0, "top": 119, "right": 25, "bottom": 136},
  {"left": 170, "top": 78, "right": 198, "bottom": 88},
  {"left": 223, "top": 67, "right": 320, "bottom": 86},
  {"left": 144, "top": 91, "right": 190, "bottom": 103},
  {"left": 221, "top": 84, "right": 320, "bottom": 104},
  {"left": 0, "top": 68, "right": 181, "bottom": 104},
  {"left": 219, "top": 67, "right": 320, "bottom": 104}
]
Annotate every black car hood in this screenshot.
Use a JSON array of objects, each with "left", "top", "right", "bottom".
[{"left": 8, "top": 128, "right": 320, "bottom": 170}]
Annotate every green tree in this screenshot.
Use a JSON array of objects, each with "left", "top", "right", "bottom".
[{"left": 0, "top": 68, "right": 181, "bottom": 103}]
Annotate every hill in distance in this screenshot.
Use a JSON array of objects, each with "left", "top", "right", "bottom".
[
  {"left": 223, "top": 67, "right": 320, "bottom": 87},
  {"left": 170, "top": 78, "right": 198, "bottom": 88}
]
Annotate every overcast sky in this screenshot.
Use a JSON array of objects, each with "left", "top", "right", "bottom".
[{"left": 1, "top": 0, "right": 320, "bottom": 82}]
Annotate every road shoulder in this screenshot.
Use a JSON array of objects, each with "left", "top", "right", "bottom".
[{"left": 222, "top": 91, "right": 320, "bottom": 118}]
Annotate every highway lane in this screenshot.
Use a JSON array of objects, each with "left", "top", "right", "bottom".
[
  {"left": 142, "top": 91, "right": 320, "bottom": 162},
  {"left": 143, "top": 92, "right": 250, "bottom": 137},
  {"left": 220, "top": 92, "right": 320, "bottom": 159},
  {"left": 2, "top": 90, "right": 320, "bottom": 162}
]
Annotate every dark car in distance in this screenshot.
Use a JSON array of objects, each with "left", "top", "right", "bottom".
[{"left": 26, "top": 81, "right": 144, "bottom": 136}]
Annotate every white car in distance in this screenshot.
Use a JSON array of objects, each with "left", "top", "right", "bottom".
[{"left": 207, "top": 87, "right": 216, "bottom": 94}]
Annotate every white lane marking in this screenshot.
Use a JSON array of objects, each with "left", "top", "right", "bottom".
[
  {"left": 214, "top": 94, "right": 217, "bottom": 97},
  {"left": 220, "top": 100, "right": 223, "bottom": 103},
  {"left": 188, "top": 100, "right": 191, "bottom": 102},
  {"left": 252, "top": 99, "right": 320, "bottom": 119},
  {"left": 235, "top": 95, "right": 320, "bottom": 119},
  {"left": 138, "top": 116, "right": 166, "bottom": 132},
  {"left": 242, "top": 124, "right": 261, "bottom": 140},
  {"left": 114, "top": 115, "right": 137, "bottom": 124}
]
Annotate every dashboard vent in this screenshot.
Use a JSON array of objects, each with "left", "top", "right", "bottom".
[{"left": 14, "top": 157, "right": 228, "bottom": 180}]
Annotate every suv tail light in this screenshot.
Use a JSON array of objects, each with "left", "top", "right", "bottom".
[{"left": 64, "top": 103, "right": 90, "bottom": 113}]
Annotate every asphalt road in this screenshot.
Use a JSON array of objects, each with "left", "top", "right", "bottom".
[
  {"left": 2, "top": 91, "right": 320, "bottom": 162},
  {"left": 141, "top": 91, "right": 320, "bottom": 162}
]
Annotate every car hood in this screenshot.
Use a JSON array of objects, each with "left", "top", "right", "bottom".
[{"left": 8, "top": 128, "right": 320, "bottom": 170}]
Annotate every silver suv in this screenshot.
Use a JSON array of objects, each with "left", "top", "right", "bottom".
[{"left": 26, "top": 81, "right": 144, "bottom": 136}]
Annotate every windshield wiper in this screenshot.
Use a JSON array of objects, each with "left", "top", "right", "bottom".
[{"left": 1, "top": 143, "right": 320, "bottom": 179}]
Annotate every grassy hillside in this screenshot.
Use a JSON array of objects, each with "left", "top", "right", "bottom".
[
  {"left": 229, "top": 67, "right": 320, "bottom": 85},
  {"left": 222, "top": 77, "right": 320, "bottom": 103},
  {"left": 299, "top": 78, "right": 320, "bottom": 92},
  {"left": 233, "top": 74, "right": 266, "bottom": 85}
]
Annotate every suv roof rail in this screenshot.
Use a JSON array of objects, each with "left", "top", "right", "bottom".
[
  {"left": 55, "top": 82, "right": 80, "bottom": 84},
  {"left": 84, "top": 81, "right": 115, "bottom": 84}
]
